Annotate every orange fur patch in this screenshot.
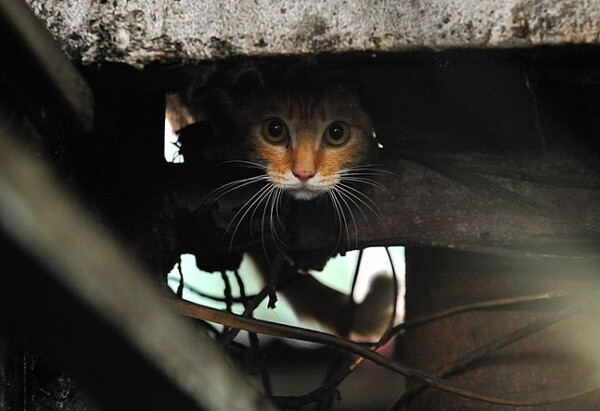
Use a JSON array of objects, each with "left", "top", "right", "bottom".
[{"left": 240, "top": 87, "right": 375, "bottom": 191}]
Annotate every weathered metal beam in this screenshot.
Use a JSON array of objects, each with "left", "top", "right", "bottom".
[
  {"left": 290, "top": 150, "right": 600, "bottom": 257},
  {"left": 166, "top": 150, "right": 600, "bottom": 260}
]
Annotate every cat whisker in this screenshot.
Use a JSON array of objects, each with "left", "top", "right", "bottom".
[
  {"left": 248, "top": 185, "right": 274, "bottom": 239},
  {"left": 268, "top": 190, "right": 277, "bottom": 249},
  {"left": 333, "top": 188, "right": 359, "bottom": 249},
  {"left": 261, "top": 187, "right": 276, "bottom": 258},
  {"left": 341, "top": 171, "right": 391, "bottom": 179},
  {"left": 274, "top": 188, "right": 284, "bottom": 229},
  {"left": 225, "top": 183, "right": 272, "bottom": 234},
  {"left": 345, "top": 163, "right": 395, "bottom": 173},
  {"left": 269, "top": 188, "right": 288, "bottom": 249},
  {"left": 341, "top": 172, "right": 384, "bottom": 178},
  {"left": 215, "top": 160, "right": 268, "bottom": 170},
  {"left": 337, "top": 182, "right": 384, "bottom": 219},
  {"left": 340, "top": 165, "right": 394, "bottom": 197},
  {"left": 333, "top": 185, "right": 370, "bottom": 222},
  {"left": 203, "top": 175, "right": 269, "bottom": 207},
  {"left": 346, "top": 163, "right": 384, "bottom": 169},
  {"left": 328, "top": 191, "right": 344, "bottom": 254},
  {"left": 329, "top": 190, "right": 351, "bottom": 249},
  {"left": 227, "top": 184, "right": 274, "bottom": 250},
  {"left": 261, "top": 187, "right": 290, "bottom": 257},
  {"left": 342, "top": 165, "right": 399, "bottom": 179},
  {"left": 340, "top": 176, "right": 389, "bottom": 193}
]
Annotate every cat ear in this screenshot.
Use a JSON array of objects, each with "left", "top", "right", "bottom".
[
  {"left": 211, "top": 88, "right": 235, "bottom": 110},
  {"left": 230, "top": 64, "right": 266, "bottom": 89}
]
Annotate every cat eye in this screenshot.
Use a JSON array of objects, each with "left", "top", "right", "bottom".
[
  {"left": 261, "top": 118, "right": 289, "bottom": 144},
  {"left": 324, "top": 121, "right": 350, "bottom": 146}
]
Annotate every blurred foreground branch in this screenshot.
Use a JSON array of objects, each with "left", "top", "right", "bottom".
[{"left": 0, "top": 117, "right": 271, "bottom": 410}]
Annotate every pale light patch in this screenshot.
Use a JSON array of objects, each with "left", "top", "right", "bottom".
[
  {"left": 167, "top": 254, "right": 307, "bottom": 343},
  {"left": 312, "top": 246, "right": 406, "bottom": 335},
  {"left": 164, "top": 118, "right": 183, "bottom": 163}
]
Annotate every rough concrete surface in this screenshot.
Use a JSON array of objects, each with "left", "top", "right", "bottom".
[{"left": 24, "top": 0, "right": 600, "bottom": 67}]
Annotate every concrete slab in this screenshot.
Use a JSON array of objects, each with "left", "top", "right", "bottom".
[{"left": 24, "top": 0, "right": 600, "bottom": 67}]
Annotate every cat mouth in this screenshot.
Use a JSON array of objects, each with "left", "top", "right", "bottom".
[
  {"left": 288, "top": 187, "right": 324, "bottom": 200},
  {"left": 270, "top": 172, "right": 336, "bottom": 200},
  {"left": 274, "top": 181, "right": 331, "bottom": 200}
]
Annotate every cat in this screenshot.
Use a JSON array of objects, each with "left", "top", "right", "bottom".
[
  {"left": 230, "top": 85, "right": 377, "bottom": 200},
  {"left": 167, "top": 75, "right": 396, "bottom": 340}
]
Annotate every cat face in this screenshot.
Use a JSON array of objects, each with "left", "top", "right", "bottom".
[{"left": 237, "top": 87, "right": 375, "bottom": 200}]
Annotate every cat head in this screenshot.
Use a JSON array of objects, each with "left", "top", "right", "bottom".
[{"left": 234, "top": 86, "right": 376, "bottom": 200}]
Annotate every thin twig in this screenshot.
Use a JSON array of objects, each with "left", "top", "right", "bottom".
[
  {"left": 307, "top": 248, "right": 401, "bottom": 408},
  {"left": 233, "top": 269, "right": 247, "bottom": 303},
  {"left": 385, "top": 247, "right": 400, "bottom": 331},
  {"left": 267, "top": 253, "right": 284, "bottom": 309},
  {"left": 167, "top": 275, "right": 257, "bottom": 303},
  {"left": 248, "top": 332, "right": 272, "bottom": 397},
  {"left": 274, "top": 291, "right": 576, "bottom": 408},
  {"left": 394, "top": 290, "right": 600, "bottom": 407},
  {"left": 176, "top": 260, "right": 184, "bottom": 298},
  {"left": 242, "top": 315, "right": 273, "bottom": 399},
  {"left": 233, "top": 269, "right": 273, "bottom": 397},
  {"left": 389, "top": 290, "right": 575, "bottom": 335},
  {"left": 173, "top": 288, "right": 600, "bottom": 406},
  {"left": 330, "top": 248, "right": 400, "bottom": 386},
  {"left": 220, "top": 271, "right": 233, "bottom": 313},
  {"left": 218, "top": 271, "right": 234, "bottom": 339},
  {"left": 220, "top": 253, "right": 295, "bottom": 345},
  {"left": 220, "top": 286, "right": 270, "bottom": 345},
  {"left": 317, "top": 249, "right": 365, "bottom": 409}
]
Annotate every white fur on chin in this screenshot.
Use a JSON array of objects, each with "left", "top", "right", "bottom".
[
  {"left": 289, "top": 189, "right": 323, "bottom": 200},
  {"left": 273, "top": 171, "right": 337, "bottom": 200}
]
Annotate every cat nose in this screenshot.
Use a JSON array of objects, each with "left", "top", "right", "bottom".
[{"left": 293, "top": 169, "right": 316, "bottom": 181}]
